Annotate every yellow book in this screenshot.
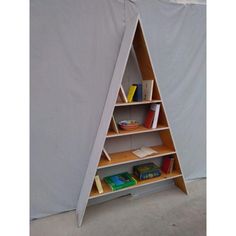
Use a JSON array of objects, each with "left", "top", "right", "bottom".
[
  {"left": 127, "top": 85, "right": 137, "bottom": 102},
  {"left": 94, "top": 175, "right": 104, "bottom": 194}
]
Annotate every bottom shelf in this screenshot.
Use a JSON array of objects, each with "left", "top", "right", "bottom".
[{"left": 89, "top": 170, "right": 182, "bottom": 199}]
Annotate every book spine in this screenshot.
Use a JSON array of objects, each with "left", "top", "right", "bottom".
[
  {"left": 133, "top": 83, "right": 142, "bottom": 102},
  {"left": 127, "top": 85, "right": 137, "bottom": 102},
  {"left": 169, "top": 158, "right": 174, "bottom": 173},
  {"left": 94, "top": 175, "right": 104, "bottom": 194},
  {"left": 139, "top": 170, "right": 161, "bottom": 180},
  {"left": 151, "top": 104, "right": 160, "bottom": 128},
  {"left": 142, "top": 80, "right": 154, "bottom": 101},
  {"left": 144, "top": 110, "right": 155, "bottom": 128},
  {"left": 161, "top": 157, "right": 172, "bottom": 174}
]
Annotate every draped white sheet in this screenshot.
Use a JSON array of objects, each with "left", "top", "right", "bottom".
[{"left": 31, "top": 0, "right": 206, "bottom": 219}]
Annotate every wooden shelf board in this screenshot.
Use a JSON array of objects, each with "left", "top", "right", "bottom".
[
  {"left": 89, "top": 171, "right": 182, "bottom": 199},
  {"left": 115, "top": 100, "right": 161, "bottom": 107},
  {"left": 107, "top": 124, "right": 168, "bottom": 138},
  {"left": 98, "top": 145, "right": 175, "bottom": 169}
]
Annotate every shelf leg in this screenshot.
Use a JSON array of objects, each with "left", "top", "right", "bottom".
[{"left": 174, "top": 176, "right": 188, "bottom": 194}]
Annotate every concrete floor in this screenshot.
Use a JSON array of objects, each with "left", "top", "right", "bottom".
[{"left": 31, "top": 179, "right": 206, "bottom": 236}]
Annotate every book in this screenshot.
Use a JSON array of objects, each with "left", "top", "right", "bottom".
[
  {"left": 104, "top": 172, "right": 137, "bottom": 191},
  {"left": 102, "top": 148, "right": 111, "bottom": 161},
  {"left": 142, "top": 80, "right": 154, "bottom": 101},
  {"left": 118, "top": 85, "right": 128, "bottom": 103},
  {"left": 169, "top": 158, "right": 174, "bottom": 173},
  {"left": 94, "top": 175, "right": 104, "bottom": 194},
  {"left": 161, "top": 156, "right": 174, "bottom": 174},
  {"left": 132, "top": 146, "right": 158, "bottom": 158},
  {"left": 133, "top": 83, "right": 142, "bottom": 102},
  {"left": 127, "top": 85, "right": 137, "bottom": 102},
  {"left": 151, "top": 104, "right": 160, "bottom": 128},
  {"left": 110, "top": 116, "right": 119, "bottom": 133},
  {"left": 144, "top": 109, "right": 155, "bottom": 128},
  {"left": 133, "top": 163, "right": 161, "bottom": 180}
]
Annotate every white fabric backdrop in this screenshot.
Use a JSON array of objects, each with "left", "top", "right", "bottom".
[{"left": 31, "top": 0, "right": 206, "bottom": 219}]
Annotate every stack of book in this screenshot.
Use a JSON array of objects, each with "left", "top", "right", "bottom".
[
  {"left": 127, "top": 83, "right": 143, "bottom": 102},
  {"left": 133, "top": 162, "right": 161, "bottom": 180},
  {"left": 125, "top": 79, "right": 154, "bottom": 103},
  {"left": 104, "top": 172, "right": 137, "bottom": 191},
  {"left": 144, "top": 104, "right": 160, "bottom": 128},
  {"left": 161, "top": 156, "right": 174, "bottom": 174}
]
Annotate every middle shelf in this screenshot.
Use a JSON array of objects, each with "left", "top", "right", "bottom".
[
  {"left": 107, "top": 124, "right": 169, "bottom": 138},
  {"left": 98, "top": 145, "right": 176, "bottom": 169}
]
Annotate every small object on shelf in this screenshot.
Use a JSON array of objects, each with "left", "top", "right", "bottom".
[
  {"left": 132, "top": 146, "right": 158, "bottom": 158},
  {"left": 133, "top": 83, "right": 142, "bottom": 102},
  {"left": 161, "top": 156, "right": 174, "bottom": 174},
  {"left": 133, "top": 162, "right": 161, "bottom": 180},
  {"left": 127, "top": 85, "right": 137, "bottom": 102},
  {"left": 151, "top": 104, "right": 160, "bottom": 128},
  {"left": 144, "top": 109, "right": 155, "bottom": 128},
  {"left": 118, "top": 85, "right": 128, "bottom": 103},
  {"left": 102, "top": 148, "right": 111, "bottom": 161},
  {"left": 142, "top": 80, "right": 154, "bottom": 101},
  {"left": 118, "top": 120, "right": 139, "bottom": 131},
  {"left": 94, "top": 175, "right": 104, "bottom": 194},
  {"left": 104, "top": 172, "right": 137, "bottom": 191},
  {"left": 109, "top": 116, "right": 119, "bottom": 133}
]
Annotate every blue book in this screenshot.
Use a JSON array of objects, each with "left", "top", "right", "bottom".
[{"left": 133, "top": 83, "right": 142, "bottom": 102}]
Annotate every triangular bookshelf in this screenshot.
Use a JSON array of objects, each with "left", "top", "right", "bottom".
[{"left": 76, "top": 15, "right": 187, "bottom": 227}]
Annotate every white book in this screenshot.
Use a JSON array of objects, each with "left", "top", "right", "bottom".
[
  {"left": 150, "top": 104, "right": 160, "bottom": 128},
  {"left": 132, "top": 146, "right": 158, "bottom": 158},
  {"left": 133, "top": 149, "right": 147, "bottom": 158},
  {"left": 94, "top": 175, "right": 104, "bottom": 194},
  {"left": 142, "top": 80, "right": 154, "bottom": 101}
]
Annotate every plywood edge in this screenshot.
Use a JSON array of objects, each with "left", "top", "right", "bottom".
[
  {"left": 76, "top": 14, "right": 140, "bottom": 227},
  {"left": 174, "top": 176, "right": 188, "bottom": 194}
]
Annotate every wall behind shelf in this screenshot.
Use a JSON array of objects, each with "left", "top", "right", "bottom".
[
  {"left": 136, "top": 0, "right": 206, "bottom": 180},
  {"left": 31, "top": 0, "right": 206, "bottom": 219}
]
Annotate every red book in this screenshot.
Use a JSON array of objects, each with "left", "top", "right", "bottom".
[
  {"left": 161, "top": 157, "right": 172, "bottom": 174},
  {"left": 144, "top": 110, "right": 155, "bottom": 128}
]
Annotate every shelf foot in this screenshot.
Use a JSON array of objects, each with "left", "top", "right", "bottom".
[{"left": 174, "top": 176, "right": 188, "bottom": 194}]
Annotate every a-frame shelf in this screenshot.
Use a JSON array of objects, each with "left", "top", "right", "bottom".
[
  {"left": 98, "top": 145, "right": 176, "bottom": 169},
  {"left": 107, "top": 124, "right": 169, "bottom": 138},
  {"left": 76, "top": 15, "right": 187, "bottom": 227},
  {"left": 89, "top": 170, "right": 182, "bottom": 199},
  {"left": 115, "top": 99, "right": 161, "bottom": 107}
]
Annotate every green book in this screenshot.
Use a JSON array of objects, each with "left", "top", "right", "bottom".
[
  {"left": 104, "top": 172, "right": 137, "bottom": 191},
  {"left": 133, "top": 163, "right": 161, "bottom": 180}
]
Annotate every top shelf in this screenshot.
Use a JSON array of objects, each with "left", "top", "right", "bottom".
[{"left": 115, "top": 100, "right": 161, "bottom": 107}]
